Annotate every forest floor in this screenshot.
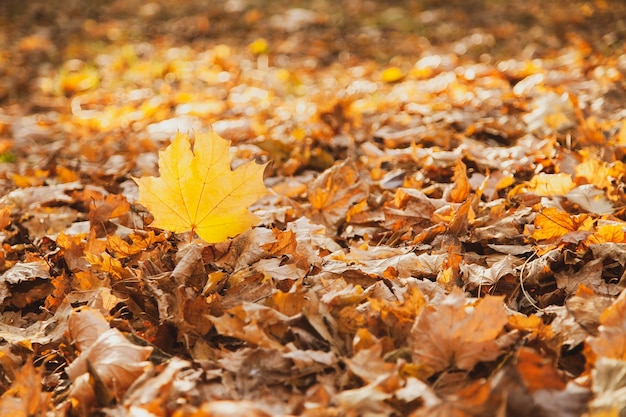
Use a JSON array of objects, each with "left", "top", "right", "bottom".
[{"left": 1, "top": 0, "right": 626, "bottom": 416}]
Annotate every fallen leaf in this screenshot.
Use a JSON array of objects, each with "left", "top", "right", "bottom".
[
  {"left": 134, "top": 131, "right": 268, "bottom": 243},
  {"left": 516, "top": 347, "right": 566, "bottom": 392},
  {"left": 308, "top": 159, "right": 369, "bottom": 231},
  {"left": 411, "top": 378, "right": 499, "bottom": 417},
  {"left": 410, "top": 288, "right": 509, "bottom": 374},
  {"left": 89, "top": 194, "right": 130, "bottom": 237},
  {"left": 106, "top": 231, "right": 165, "bottom": 258},
  {"left": 460, "top": 255, "right": 517, "bottom": 292},
  {"left": 209, "top": 303, "right": 290, "bottom": 350},
  {"left": 586, "top": 224, "right": 626, "bottom": 244},
  {"left": 66, "top": 307, "right": 153, "bottom": 411},
  {"left": 448, "top": 159, "right": 471, "bottom": 203},
  {"left": 0, "top": 204, "right": 12, "bottom": 230},
  {"left": 575, "top": 156, "right": 612, "bottom": 191},
  {"left": 587, "top": 290, "right": 626, "bottom": 362},
  {"left": 590, "top": 357, "right": 626, "bottom": 416},
  {"left": 555, "top": 258, "right": 604, "bottom": 295},
  {"left": 526, "top": 173, "right": 576, "bottom": 196},
  {"left": 0, "top": 360, "right": 52, "bottom": 417},
  {"left": 67, "top": 307, "right": 111, "bottom": 352},
  {"left": 566, "top": 284, "right": 613, "bottom": 336},
  {"left": 530, "top": 207, "right": 594, "bottom": 242}
]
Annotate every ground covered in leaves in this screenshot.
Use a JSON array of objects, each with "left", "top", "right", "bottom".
[{"left": 2, "top": 0, "right": 626, "bottom": 416}]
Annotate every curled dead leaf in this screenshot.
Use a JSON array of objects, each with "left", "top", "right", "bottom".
[{"left": 66, "top": 307, "right": 153, "bottom": 412}]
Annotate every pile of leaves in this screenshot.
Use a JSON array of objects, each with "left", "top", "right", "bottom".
[{"left": 1, "top": 0, "right": 626, "bottom": 415}]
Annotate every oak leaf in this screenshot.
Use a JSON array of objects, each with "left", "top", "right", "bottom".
[{"left": 134, "top": 131, "right": 267, "bottom": 243}]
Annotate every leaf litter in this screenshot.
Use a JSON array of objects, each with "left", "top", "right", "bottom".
[{"left": 1, "top": 0, "right": 626, "bottom": 415}]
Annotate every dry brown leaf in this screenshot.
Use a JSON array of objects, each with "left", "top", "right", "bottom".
[
  {"left": 460, "top": 255, "right": 517, "bottom": 292},
  {"left": 566, "top": 185, "right": 614, "bottom": 216},
  {"left": 566, "top": 284, "right": 614, "bottom": 336},
  {"left": 67, "top": 307, "right": 110, "bottom": 352},
  {"left": 66, "top": 307, "right": 153, "bottom": 410},
  {"left": 346, "top": 342, "right": 396, "bottom": 384},
  {"left": 56, "top": 232, "right": 90, "bottom": 272},
  {"left": 308, "top": 159, "right": 369, "bottom": 230},
  {"left": 209, "top": 303, "right": 290, "bottom": 350},
  {"left": 410, "top": 288, "right": 509, "bottom": 374},
  {"left": 587, "top": 290, "right": 626, "bottom": 362}
]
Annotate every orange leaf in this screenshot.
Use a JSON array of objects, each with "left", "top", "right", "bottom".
[
  {"left": 516, "top": 347, "right": 566, "bottom": 392},
  {"left": 0, "top": 360, "right": 51, "bottom": 416},
  {"left": 449, "top": 159, "right": 470, "bottom": 203},
  {"left": 448, "top": 198, "right": 474, "bottom": 236},
  {"left": 134, "top": 131, "right": 268, "bottom": 243},
  {"left": 0, "top": 204, "right": 13, "bottom": 230},
  {"left": 508, "top": 314, "right": 554, "bottom": 341},
  {"left": 369, "top": 286, "right": 426, "bottom": 326},
  {"left": 106, "top": 231, "right": 165, "bottom": 258},
  {"left": 530, "top": 207, "right": 593, "bottom": 242},
  {"left": 586, "top": 224, "right": 626, "bottom": 244}
]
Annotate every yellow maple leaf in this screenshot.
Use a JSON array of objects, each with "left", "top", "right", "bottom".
[{"left": 133, "top": 131, "right": 267, "bottom": 243}]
